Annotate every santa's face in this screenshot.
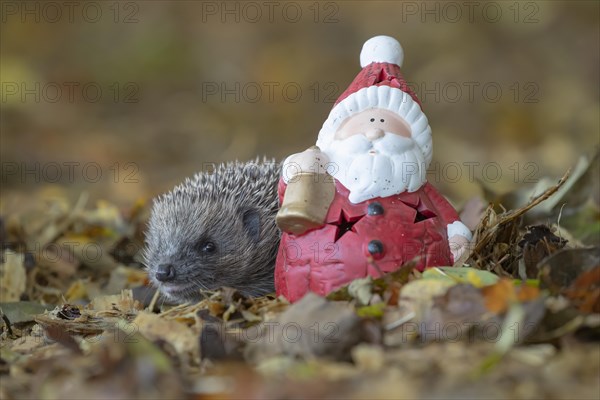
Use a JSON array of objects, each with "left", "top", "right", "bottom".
[
  {"left": 335, "top": 109, "right": 412, "bottom": 141},
  {"left": 321, "top": 108, "right": 428, "bottom": 204}
]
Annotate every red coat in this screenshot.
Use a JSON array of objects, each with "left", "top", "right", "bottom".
[{"left": 275, "top": 178, "right": 460, "bottom": 302}]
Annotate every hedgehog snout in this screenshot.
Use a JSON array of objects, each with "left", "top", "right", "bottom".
[{"left": 155, "top": 263, "right": 176, "bottom": 282}]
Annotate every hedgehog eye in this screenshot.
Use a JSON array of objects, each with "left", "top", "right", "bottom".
[
  {"left": 370, "top": 118, "right": 375, "bottom": 122},
  {"left": 380, "top": 119, "right": 385, "bottom": 122},
  {"left": 200, "top": 241, "right": 216, "bottom": 254}
]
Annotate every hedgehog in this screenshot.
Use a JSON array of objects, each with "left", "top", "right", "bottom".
[{"left": 143, "top": 158, "right": 281, "bottom": 303}]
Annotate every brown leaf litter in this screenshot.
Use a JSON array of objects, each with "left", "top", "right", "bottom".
[{"left": 1, "top": 160, "right": 599, "bottom": 399}]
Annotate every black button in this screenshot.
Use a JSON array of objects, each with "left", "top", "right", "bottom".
[
  {"left": 368, "top": 202, "right": 384, "bottom": 216},
  {"left": 368, "top": 240, "right": 384, "bottom": 256}
]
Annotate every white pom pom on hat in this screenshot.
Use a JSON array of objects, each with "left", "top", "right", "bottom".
[{"left": 359, "top": 35, "right": 404, "bottom": 68}]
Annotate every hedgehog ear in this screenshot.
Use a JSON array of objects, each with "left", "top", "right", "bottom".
[{"left": 241, "top": 208, "right": 261, "bottom": 243}]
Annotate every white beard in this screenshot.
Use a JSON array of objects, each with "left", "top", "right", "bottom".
[{"left": 322, "top": 133, "right": 428, "bottom": 204}]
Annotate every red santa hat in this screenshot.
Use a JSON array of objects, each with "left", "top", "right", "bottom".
[{"left": 316, "top": 36, "right": 433, "bottom": 167}]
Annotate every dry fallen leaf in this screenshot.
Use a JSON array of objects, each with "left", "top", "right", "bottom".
[
  {"left": 245, "top": 293, "right": 364, "bottom": 362},
  {"left": 133, "top": 311, "right": 198, "bottom": 357},
  {"left": 0, "top": 250, "right": 27, "bottom": 302},
  {"left": 519, "top": 225, "right": 567, "bottom": 278},
  {"left": 563, "top": 266, "right": 600, "bottom": 313},
  {"left": 89, "top": 289, "right": 142, "bottom": 313},
  {"left": 539, "top": 247, "right": 600, "bottom": 309},
  {"left": 482, "top": 279, "right": 540, "bottom": 314}
]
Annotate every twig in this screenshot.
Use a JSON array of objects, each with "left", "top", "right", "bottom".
[
  {"left": 0, "top": 310, "right": 14, "bottom": 337},
  {"left": 147, "top": 288, "right": 160, "bottom": 312},
  {"left": 470, "top": 169, "right": 571, "bottom": 264},
  {"left": 498, "top": 169, "right": 571, "bottom": 225}
]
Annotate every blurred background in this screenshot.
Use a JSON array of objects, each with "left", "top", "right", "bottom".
[{"left": 1, "top": 0, "right": 599, "bottom": 212}]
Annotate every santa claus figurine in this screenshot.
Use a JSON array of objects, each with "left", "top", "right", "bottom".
[{"left": 275, "top": 36, "right": 472, "bottom": 302}]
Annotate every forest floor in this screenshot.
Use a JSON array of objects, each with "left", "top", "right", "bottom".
[{"left": 1, "top": 154, "right": 599, "bottom": 399}]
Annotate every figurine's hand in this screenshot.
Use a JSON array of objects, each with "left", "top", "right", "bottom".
[
  {"left": 448, "top": 234, "right": 471, "bottom": 264},
  {"left": 281, "top": 147, "right": 330, "bottom": 183}
]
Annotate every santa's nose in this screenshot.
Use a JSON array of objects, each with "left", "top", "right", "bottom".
[{"left": 365, "top": 128, "right": 384, "bottom": 141}]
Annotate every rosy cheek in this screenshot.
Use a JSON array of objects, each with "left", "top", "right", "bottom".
[
  {"left": 335, "top": 128, "right": 359, "bottom": 140},
  {"left": 397, "top": 128, "right": 411, "bottom": 138}
]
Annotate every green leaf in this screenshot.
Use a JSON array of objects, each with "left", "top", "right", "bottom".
[
  {"left": 356, "top": 303, "right": 385, "bottom": 318},
  {"left": 422, "top": 267, "right": 499, "bottom": 287}
]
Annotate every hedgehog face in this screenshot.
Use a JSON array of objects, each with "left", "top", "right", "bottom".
[
  {"left": 144, "top": 198, "right": 261, "bottom": 302},
  {"left": 143, "top": 161, "right": 280, "bottom": 303}
]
